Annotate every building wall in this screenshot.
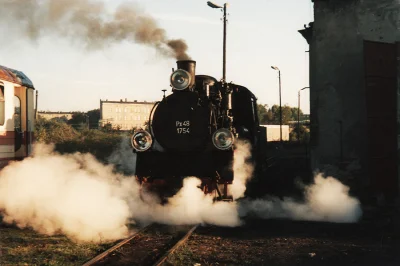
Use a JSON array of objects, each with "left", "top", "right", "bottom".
[
  {"left": 38, "top": 112, "right": 73, "bottom": 120},
  {"left": 100, "top": 100, "right": 155, "bottom": 130},
  {"left": 260, "top": 125, "right": 290, "bottom": 142},
  {"left": 307, "top": 0, "right": 399, "bottom": 197}
]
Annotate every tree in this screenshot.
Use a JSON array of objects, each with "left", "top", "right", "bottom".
[
  {"left": 143, "top": 120, "right": 150, "bottom": 131},
  {"left": 68, "top": 112, "right": 87, "bottom": 130},
  {"left": 101, "top": 122, "right": 113, "bottom": 131},
  {"left": 291, "top": 107, "right": 303, "bottom": 122},
  {"left": 289, "top": 124, "right": 310, "bottom": 143},
  {"left": 281, "top": 105, "right": 293, "bottom": 125},
  {"left": 35, "top": 117, "right": 78, "bottom": 143},
  {"left": 87, "top": 109, "right": 100, "bottom": 129},
  {"left": 50, "top": 116, "right": 68, "bottom": 123},
  {"left": 257, "top": 103, "right": 305, "bottom": 125},
  {"left": 257, "top": 104, "right": 269, "bottom": 124}
]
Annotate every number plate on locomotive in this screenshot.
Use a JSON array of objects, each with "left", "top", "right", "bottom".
[{"left": 176, "top": 120, "right": 190, "bottom": 134}]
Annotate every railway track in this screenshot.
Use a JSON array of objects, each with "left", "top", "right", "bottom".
[{"left": 82, "top": 223, "right": 198, "bottom": 266}]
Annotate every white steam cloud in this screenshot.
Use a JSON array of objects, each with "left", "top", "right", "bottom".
[
  {"left": 0, "top": 143, "right": 238, "bottom": 243},
  {"left": 137, "top": 177, "right": 241, "bottom": 227},
  {"left": 231, "top": 140, "right": 254, "bottom": 200},
  {"left": 0, "top": 141, "right": 362, "bottom": 243},
  {"left": 107, "top": 137, "right": 137, "bottom": 175},
  {"left": 238, "top": 173, "right": 362, "bottom": 223},
  {"left": 0, "top": 144, "right": 135, "bottom": 242}
]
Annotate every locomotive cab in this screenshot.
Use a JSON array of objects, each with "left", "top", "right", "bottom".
[{"left": 133, "top": 60, "right": 264, "bottom": 199}]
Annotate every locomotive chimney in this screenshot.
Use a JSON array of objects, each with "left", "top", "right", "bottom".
[{"left": 177, "top": 60, "right": 196, "bottom": 89}]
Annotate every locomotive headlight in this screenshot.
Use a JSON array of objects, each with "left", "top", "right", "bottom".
[
  {"left": 131, "top": 130, "right": 153, "bottom": 152},
  {"left": 170, "top": 69, "right": 191, "bottom": 90},
  {"left": 212, "top": 128, "right": 234, "bottom": 150}
]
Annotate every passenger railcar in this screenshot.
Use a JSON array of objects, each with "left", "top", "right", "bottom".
[
  {"left": 132, "top": 60, "right": 266, "bottom": 200},
  {"left": 0, "top": 65, "right": 36, "bottom": 168}
]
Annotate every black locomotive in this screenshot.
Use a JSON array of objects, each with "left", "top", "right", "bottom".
[{"left": 132, "top": 60, "right": 266, "bottom": 199}]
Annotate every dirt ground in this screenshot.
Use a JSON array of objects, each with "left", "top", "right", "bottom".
[
  {"left": 2, "top": 209, "right": 399, "bottom": 266},
  {"left": 0, "top": 223, "right": 115, "bottom": 265},
  {"left": 166, "top": 209, "right": 400, "bottom": 266}
]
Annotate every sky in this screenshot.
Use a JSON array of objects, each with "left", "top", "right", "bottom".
[{"left": 0, "top": 0, "right": 313, "bottom": 113}]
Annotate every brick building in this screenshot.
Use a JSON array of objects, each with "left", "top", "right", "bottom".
[{"left": 100, "top": 99, "right": 156, "bottom": 130}]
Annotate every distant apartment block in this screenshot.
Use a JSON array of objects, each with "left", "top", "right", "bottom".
[
  {"left": 100, "top": 99, "right": 156, "bottom": 130},
  {"left": 38, "top": 111, "right": 73, "bottom": 120}
]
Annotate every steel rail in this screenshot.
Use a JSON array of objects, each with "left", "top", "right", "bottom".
[
  {"left": 81, "top": 224, "right": 152, "bottom": 266},
  {"left": 153, "top": 224, "right": 199, "bottom": 266}
]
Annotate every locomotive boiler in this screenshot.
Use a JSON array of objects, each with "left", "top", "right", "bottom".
[{"left": 132, "top": 60, "right": 266, "bottom": 200}]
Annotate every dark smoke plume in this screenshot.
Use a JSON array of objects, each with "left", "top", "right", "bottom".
[{"left": 0, "top": 0, "right": 191, "bottom": 60}]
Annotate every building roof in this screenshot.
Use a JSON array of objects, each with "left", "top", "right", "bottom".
[
  {"left": 0, "top": 65, "right": 34, "bottom": 89},
  {"left": 101, "top": 100, "right": 156, "bottom": 105},
  {"left": 38, "top": 111, "right": 74, "bottom": 114}
]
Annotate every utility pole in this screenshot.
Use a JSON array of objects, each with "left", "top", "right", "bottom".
[
  {"left": 222, "top": 3, "right": 227, "bottom": 83},
  {"left": 298, "top": 90, "right": 301, "bottom": 141},
  {"left": 271, "top": 66, "right": 282, "bottom": 143},
  {"left": 207, "top": 1, "right": 228, "bottom": 83},
  {"left": 278, "top": 70, "right": 282, "bottom": 143}
]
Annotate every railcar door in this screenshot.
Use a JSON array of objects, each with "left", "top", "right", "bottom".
[{"left": 14, "top": 85, "right": 32, "bottom": 158}]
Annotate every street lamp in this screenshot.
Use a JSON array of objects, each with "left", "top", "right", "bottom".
[
  {"left": 271, "top": 66, "right": 282, "bottom": 143},
  {"left": 207, "top": 1, "right": 228, "bottom": 83},
  {"left": 298, "top": 87, "right": 309, "bottom": 142}
]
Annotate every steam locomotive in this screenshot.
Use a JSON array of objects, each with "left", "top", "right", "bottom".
[{"left": 132, "top": 60, "right": 266, "bottom": 200}]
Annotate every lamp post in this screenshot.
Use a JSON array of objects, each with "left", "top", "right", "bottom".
[
  {"left": 298, "top": 87, "right": 309, "bottom": 142},
  {"left": 271, "top": 66, "right": 282, "bottom": 142},
  {"left": 207, "top": 1, "right": 228, "bottom": 83}
]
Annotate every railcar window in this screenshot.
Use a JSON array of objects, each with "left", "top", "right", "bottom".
[{"left": 0, "top": 85, "right": 4, "bottom": 126}]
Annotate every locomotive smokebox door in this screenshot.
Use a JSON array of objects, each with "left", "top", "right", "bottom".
[{"left": 152, "top": 92, "right": 209, "bottom": 152}]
